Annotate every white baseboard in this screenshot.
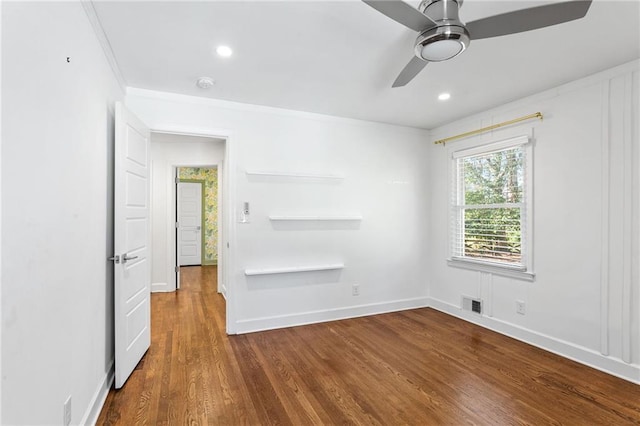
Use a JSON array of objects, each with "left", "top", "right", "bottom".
[
  {"left": 428, "top": 297, "right": 640, "bottom": 385},
  {"left": 151, "top": 282, "right": 173, "bottom": 293},
  {"left": 80, "top": 360, "right": 114, "bottom": 425},
  {"left": 235, "top": 297, "right": 430, "bottom": 334}
]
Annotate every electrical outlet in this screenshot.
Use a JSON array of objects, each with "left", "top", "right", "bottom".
[
  {"left": 516, "top": 300, "right": 526, "bottom": 315},
  {"left": 63, "top": 396, "right": 72, "bottom": 426},
  {"left": 352, "top": 284, "right": 360, "bottom": 296}
]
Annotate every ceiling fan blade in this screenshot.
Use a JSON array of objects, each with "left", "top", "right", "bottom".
[
  {"left": 363, "top": 0, "right": 437, "bottom": 32},
  {"left": 466, "top": 0, "right": 592, "bottom": 40},
  {"left": 392, "top": 56, "right": 428, "bottom": 87}
]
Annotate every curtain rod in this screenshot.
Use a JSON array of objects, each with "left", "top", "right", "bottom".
[{"left": 434, "top": 112, "right": 543, "bottom": 145}]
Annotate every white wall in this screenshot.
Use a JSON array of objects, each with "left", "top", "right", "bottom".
[
  {"left": 150, "top": 133, "right": 225, "bottom": 292},
  {"left": 1, "top": 2, "right": 124, "bottom": 424},
  {"left": 427, "top": 60, "right": 640, "bottom": 383},
  {"left": 127, "top": 89, "right": 431, "bottom": 333},
  {"left": 0, "top": 1, "right": 4, "bottom": 420}
]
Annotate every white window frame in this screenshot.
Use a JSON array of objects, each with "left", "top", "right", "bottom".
[{"left": 447, "top": 135, "right": 535, "bottom": 281}]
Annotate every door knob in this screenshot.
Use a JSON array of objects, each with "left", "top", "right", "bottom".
[
  {"left": 123, "top": 254, "right": 138, "bottom": 263},
  {"left": 196, "top": 226, "right": 201, "bottom": 230}
]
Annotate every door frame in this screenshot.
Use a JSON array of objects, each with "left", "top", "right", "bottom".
[{"left": 150, "top": 126, "right": 237, "bottom": 335}]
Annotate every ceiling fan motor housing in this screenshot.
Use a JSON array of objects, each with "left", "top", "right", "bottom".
[
  {"left": 415, "top": 0, "right": 470, "bottom": 62},
  {"left": 362, "top": 0, "right": 594, "bottom": 87}
]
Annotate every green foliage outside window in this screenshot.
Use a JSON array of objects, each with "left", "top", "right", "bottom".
[{"left": 459, "top": 147, "right": 524, "bottom": 264}]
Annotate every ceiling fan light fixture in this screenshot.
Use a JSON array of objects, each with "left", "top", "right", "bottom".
[
  {"left": 421, "top": 39, "right": 463, "bottom": 61},
  {"left": 415, "top": 26, "right": 469, "bottom": 62}
]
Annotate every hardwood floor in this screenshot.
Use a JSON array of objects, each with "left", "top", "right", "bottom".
[{"left": 98, "top": 266, "right": 640, "bottom": 425}]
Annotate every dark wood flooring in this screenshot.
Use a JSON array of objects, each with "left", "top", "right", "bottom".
[{"left": 98, "top": 266, "right": 640, "bottom": 425}]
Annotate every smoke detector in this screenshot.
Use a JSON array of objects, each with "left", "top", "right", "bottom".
[{"left": 196, "top": 77, "right": 215, "bottom": 89}]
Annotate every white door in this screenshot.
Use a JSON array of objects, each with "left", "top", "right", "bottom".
[
  {"left": 178, "top": 181, "right": 202, "bottom": 266},
  {"left": 113, "top": 102, "right": 151, "bottom": 389}
]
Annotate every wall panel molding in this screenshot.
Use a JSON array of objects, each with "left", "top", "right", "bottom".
[
  {"left": 596, "top": 70, "right": 638, "bottom": 362},
  {"left": 600, "top": 79, "right": 611, "bottom": 356},
  {"left": 621, "top": 72, "right": 634, "bottom": 364}
]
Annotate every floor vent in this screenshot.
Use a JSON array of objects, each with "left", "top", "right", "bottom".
[{"left": 462, "top": 296, "right": 482, "bottom": 314}]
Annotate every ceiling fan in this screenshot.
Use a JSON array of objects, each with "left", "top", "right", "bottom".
[{"left": 363, "top": 0, "right": 593, "bottom": 87}]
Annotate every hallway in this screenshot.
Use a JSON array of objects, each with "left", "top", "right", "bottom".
[
  {"left": 98, "top": 266, "right": 640, "bottom": 425},
  {"left": 98, "top": 266, "right": 243, "bottom": 423}
]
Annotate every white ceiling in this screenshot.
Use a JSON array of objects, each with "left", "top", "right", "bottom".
[{"left": 92, "top": 0, "right": 640, "bottom": 129}]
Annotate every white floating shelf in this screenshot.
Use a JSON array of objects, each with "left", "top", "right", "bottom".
[
  {"left": 269, "top": 215, "right": 362, "bottom": 221},
  {"left": 244, "top": 263, "right": 344, "bottom": 276},
  {"left": 245, "top": 170, "right": 344, "bottom": 180}
]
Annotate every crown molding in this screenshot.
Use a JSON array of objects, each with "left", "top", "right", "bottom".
[{"left": 81, "top": 0, "right": 127, "bottom": 92}]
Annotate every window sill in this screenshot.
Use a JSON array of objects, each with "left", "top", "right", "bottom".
[{"left": 447, "top": 258, "right": 535, "bottom": 281}]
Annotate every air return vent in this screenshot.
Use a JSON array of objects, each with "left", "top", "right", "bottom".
[{"left": 462, "top": 296, "right": 482, "bottom": 314}]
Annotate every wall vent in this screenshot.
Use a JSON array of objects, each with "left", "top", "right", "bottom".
[{"left": 462, "top": 296, "right": 482, "bottom": 314}]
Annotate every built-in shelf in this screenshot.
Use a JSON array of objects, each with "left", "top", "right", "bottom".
[
  {"left": 244, "top": 263, "right": 344, "bottom": 276},
  {"left": 245, "top": 170, "right": 344, "bottom": 180},
  {"left": 269, "top": 215, "right": 362, "bottom": 221}
]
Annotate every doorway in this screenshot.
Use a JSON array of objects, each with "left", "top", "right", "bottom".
[
  {"left": 147, "top": 127, "right": 235, "bottom": 335},
  {"left": 149, "top": 133, "right": 227, "bottom": 296},
  {"left": 175, "top": 166, "right": 220, "bottom": 290}
]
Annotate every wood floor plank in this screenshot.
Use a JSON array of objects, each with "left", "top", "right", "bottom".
[{"left": 97, "top": 266, "right": 640, "bottom": 425}]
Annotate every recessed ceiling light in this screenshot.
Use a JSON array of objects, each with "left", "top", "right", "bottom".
[
  {"left": 216, "top": 45, "right": 233, "bottom": 58},
  {"left": 196, "top": 77, "right": 215, "bottom": 89},
  {"left": 438, "top": 92, "right": 451, "bottom": 101}
]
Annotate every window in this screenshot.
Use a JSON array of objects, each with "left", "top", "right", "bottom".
[{"left": 450, "top": 135, "right": 532, "bottom": 276}]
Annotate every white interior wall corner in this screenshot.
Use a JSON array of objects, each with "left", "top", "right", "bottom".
[{"left": 426, "top": 60, "right": 640, "bottom": 383}]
